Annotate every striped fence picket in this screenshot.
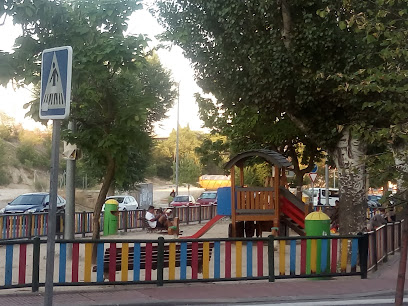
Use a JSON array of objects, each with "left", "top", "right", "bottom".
[
  {"left": 5, "top": 245, "right": 13, "bottom": 286},
  {"left": 290, "top": 240, "right": 296, "bottom": 276},
  {"left": 214, "top": 241, "right": 220, "bottom": 279},
  {"left": 133, "top": 242, "right": 141, "bottom": 281},
  {"left": 225, "top": 241, "right": 231, "bottom": 278},
  {"left": 180, "top": 242, "right": 187, "bottom": 280},
  {"left": 59, "top": 243, "right": 66, "bottom": 283},
  {"left": 279, "top": 240, "right": 285, "bottom": 275},
  {"left": 0, "top": 224, "right": 401, "bottom": 289},
  {"left": 72, "top": 243, "right": 80, "bottom": 282},
  {"left": 18, "top": 244, "right": 27, "bottom": 284},
  {"left": 247, "top": 241, "right": 253, "bottom": 277}
]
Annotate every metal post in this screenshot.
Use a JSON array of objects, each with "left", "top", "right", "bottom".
[
  {"left": 32, "top": 236, "right": 41, "bottom": 292},
  {"left": 384, "top": 224, "right": 388, "bottom": 263},
  {"left": 268, "top": 235, "right": 275, "bottom": 282},
  {"left": 157, "top": 237, "right": 164, "bottom": 286},
  {"left": 311, "top": 181, "right": 315, "bottom": 207},
  {"left": 358, "top": 234, "right": 369, "bottom": 279},
  {"left": 81, "top": 211, "right": 86, "bottom": 238},
  {"left": 44, "top": 119, "right": 61, "bottom": 305},
  {"left": 175, "top": 82, "right": 180, "bottom": 196},
  {"left": 325, "top": 164, "right": 329, "bottom": 205},
  {"left": 28, "top": 213, "right": 32, "bottom": 239},
  {"left": 64, "top": 121, "right": 76, "bottom": 256},
  {"left": 124, "top": 210, "right": 128, "bottom": 233}
]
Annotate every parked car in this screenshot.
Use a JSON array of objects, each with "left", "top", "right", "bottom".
[
  {"left": 305, "top": 188, "right": 339, "bottom": 206},
  {"left": 103, "top": 195, "right": 139, "bottom": 211},
  {"left": 0, "top": 192, "right": 66, "bottom": 214},
  {"left": 196, "top": 191, "right": 217, "bottom": 205},
  {"left": 170, "top": 195, "right": 196, "bottom": 207},
  {"left": 367, "top": 195, "right": 382, "bottom": 208}
]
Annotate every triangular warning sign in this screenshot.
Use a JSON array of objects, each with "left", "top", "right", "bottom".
[
  {"left": 309, "top": 172, "right": 318, "bottom": 182},
  {"left": 41, "top": 53, "right": 65, "bottom": 112}
]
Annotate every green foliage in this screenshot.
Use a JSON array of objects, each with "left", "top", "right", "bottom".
[
  {"left": 16, "top": 142, "right": 49, "bottom": 169},
  {"left": 3, "top": 0, "right": 176, "bottom": 196},
  {"left": 172, "top": 156, "right": 202, "bottom": 186},
  {"left": 0, "top": 113, "right": 20, "bottom": 141},
  {"left": 195, "top": 134, "right": 229, "bottom": 174},
  {"left": 151, "top": 126, "right": 204, "bottom": 181},
  {"left": 237, "top": 163, "right": 271, "bottom": 187},
  {"left": 0, "top": 139, "right": 11, "bottom": 186}
]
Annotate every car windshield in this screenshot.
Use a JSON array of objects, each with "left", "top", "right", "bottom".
[
  {"left": 108, "top": 197, "right": 125, "bottom": 203},
  {"left": 10, "top": 194, "right": 45, "bottom": 206},
  {"left": 200, "top": 192, "right": 216, "bottom": 199},
  {"left": 174, "top": 196, "right": 189, "bottom": 202}
]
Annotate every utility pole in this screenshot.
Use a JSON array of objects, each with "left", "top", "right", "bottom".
[
  {"left": 64, "top": 121, "right": 76, "bottom": 257},
  {"left": 175, "top": 82, "right": 180, "bottom": 196}
]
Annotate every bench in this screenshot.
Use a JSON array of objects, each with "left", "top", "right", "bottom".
[
  {"left": 92, "top": 242, "right": 214, "bottom": 279},
  {"left": 139, "top": 217, "right": 168, "bottom": 233}
]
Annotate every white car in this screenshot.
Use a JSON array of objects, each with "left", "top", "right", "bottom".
[{"left": 103, "top": 195, "right": 139, "bottom": 211}]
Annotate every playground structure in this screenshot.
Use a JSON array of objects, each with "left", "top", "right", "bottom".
[{"left": 223, "top": 149, "right": 308, "bottom": 238}]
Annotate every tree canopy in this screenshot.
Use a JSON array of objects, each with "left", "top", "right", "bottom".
[
  {"left": 154, "top": 0, "right": 408, "bottom": 233},
  {"left": 1, "top": 0, "right": 176, "bottom": 241}
]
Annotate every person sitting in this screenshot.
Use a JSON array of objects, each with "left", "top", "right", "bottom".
[
  {"left": 145, "top": 206, "right": 172, "bottom": 230},
  {"left": 145, "top": 206, "right": 168, "bottom": 229}
]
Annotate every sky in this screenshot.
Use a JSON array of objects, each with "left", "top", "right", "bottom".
[{"left": 0, "top": 2, "right": 206, "bottom": 137}]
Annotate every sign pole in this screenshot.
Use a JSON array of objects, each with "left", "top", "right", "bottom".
[
  {"left": 311, "top": 180, "right": 315, "bottom": 208},
  {"left": 40, "top": 46, "right": 72, "bottom": 306},
  {"left": 44, "top": 119, "right": 61, "bottom": 306}
]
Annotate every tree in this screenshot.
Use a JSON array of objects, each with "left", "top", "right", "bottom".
[
  {"left": 152, "top": 126, "right": 204, "bottom": 185},
  {"left": 154, "top": 1, "right": 408, "bottom": 234},
  {"left": 2, "top": 0, "right": 176, "bottom": 246},
  {"left": 194, "top": 134, "right": 228, "bottom": 175}
]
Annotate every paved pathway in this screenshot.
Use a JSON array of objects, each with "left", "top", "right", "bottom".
[{"left": 0, "top": 253, "right": 405, "bottom": 305}]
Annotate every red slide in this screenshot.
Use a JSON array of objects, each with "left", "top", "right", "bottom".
[{"left": 183, "top": 215, "right": 224, "bottom": 238}]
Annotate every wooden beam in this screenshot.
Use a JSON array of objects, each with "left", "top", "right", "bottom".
[{"left": 231, "top": 166, "right": 236, "bottom": 237}]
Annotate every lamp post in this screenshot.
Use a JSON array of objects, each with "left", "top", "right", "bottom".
[{"left": 175, "top": 82, "right": 180, "bottom": 196}]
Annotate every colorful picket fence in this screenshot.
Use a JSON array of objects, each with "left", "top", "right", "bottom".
[
  {"left": 0, "top": 234, "right": 368, "bottom": 291},
  {"left": 367, "top": 220, "right": 403, "bottom": 271},
  {"left": 0, "top": 204, "right": 217, "bottom": 240}
]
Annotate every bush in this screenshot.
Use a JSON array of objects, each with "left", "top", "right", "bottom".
[
  {"left": 34, "top": 177, "right": 47, "bottom": 191},
  {"left": 0, "top": 168, "right": 11, "bottom": 186},
  {"left": 16, "top": 143, "right": 49, "bottom": 169}
]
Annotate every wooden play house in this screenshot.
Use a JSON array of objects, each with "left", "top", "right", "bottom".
[{"left": 224, "top": 149, "right": 293, "bottom": 237}]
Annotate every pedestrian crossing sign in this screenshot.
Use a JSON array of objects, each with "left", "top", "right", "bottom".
[{"left": 40, "top": 46, "right": 72, "bottom": 119}]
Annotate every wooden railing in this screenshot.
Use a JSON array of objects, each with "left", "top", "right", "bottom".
[{"left": 235, "top": 187, "right": 276, "bottom": 213}]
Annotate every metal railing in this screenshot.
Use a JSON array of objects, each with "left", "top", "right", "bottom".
[
  {"left": 0, "top": 233, "right": 368, "bottom": 291},
  {"left": 0, "top": 204, "right": 218, "bottom": 240}
]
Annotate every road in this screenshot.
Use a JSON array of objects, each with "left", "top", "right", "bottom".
[{"left": 153, "top": 184, "right": 205, "bottom": 207}]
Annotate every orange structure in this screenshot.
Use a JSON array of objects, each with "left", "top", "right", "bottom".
[{"left": 225, "top": 149, "right": 305, "bottom": 238}]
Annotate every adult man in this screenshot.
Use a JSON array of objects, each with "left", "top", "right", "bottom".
[
  {"left": 145, "top": 206, "right": 171, "bottom": 229},
  {"left": 368, "top": 208, "right": 387, "bottom": 231}
]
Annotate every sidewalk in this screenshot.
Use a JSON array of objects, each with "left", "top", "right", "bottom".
[{"left": 0, "top": 254, "right": 405, "bottom": 306}]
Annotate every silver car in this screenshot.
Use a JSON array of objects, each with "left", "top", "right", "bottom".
[{"left": 103, "top": 195, "right": 139, "bottom": 211}]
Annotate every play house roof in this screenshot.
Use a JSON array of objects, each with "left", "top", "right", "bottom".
[{"left": 224, "top": 149, "right": 291, "bottom": 169}]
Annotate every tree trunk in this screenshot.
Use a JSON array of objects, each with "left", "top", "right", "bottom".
[
  {"left": 391, "top": 140, "right": 408, "bottom": 306},
  {"left": 91, "top": 156, "right": 116, "bottom": 263},
  {"left": 332, "top": 126, "right": 367, "bottom": 234}
]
